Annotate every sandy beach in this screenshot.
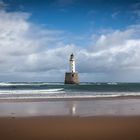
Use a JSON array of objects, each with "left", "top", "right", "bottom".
[
  {"left": 0, "top": 116, "right": 140, "bottom": 140},
  {"left": 0, "top": 98, "right": 140, "bottom": 140}
]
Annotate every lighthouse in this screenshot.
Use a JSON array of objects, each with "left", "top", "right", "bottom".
[
  {"left": 64, "top": 54, "right": 79, "bottom": 84},
  {"left": 70, "top": 53, "right": 75, "bottom": 73}
]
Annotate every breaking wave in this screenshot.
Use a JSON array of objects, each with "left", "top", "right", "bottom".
[{"left": 0, "top": 82, "right": 140, "bottom": 99}]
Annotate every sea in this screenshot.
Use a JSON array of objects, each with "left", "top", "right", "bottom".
[{"left": 0, "top": 82, "right": 140, "bottom": 100}]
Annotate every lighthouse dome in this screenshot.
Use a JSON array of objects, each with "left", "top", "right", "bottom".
[{"left": 70, "top": 53, "right": 74, "bottom": 60}]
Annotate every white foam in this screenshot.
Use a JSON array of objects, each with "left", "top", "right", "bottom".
[
  {"left": 107, "top": 82, "right": 118, "bottom": 85},
  {"left": 0, "top": 82, "right": 64, "bottom": 86},
  {"left": 0, "top": 82, "right": 45, "bottom": 86},
  {"left": 0, "top": 88, "right": 64, "bottom": 95}
]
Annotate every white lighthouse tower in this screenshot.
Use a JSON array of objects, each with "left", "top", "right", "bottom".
[
  {"left": 64, "top": 53, "right": 79, "bottom": 84},
  {"left": 70, "top": 53, "right": 75, "bottom": 73}
]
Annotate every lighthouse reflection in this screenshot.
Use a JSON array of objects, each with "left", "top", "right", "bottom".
[{"left": 67, "top": 101, "right": 77, "bottom": 116}]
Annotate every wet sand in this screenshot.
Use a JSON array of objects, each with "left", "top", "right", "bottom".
[
  {"left": 0, "top": 116, "right": 140, "bottom": 140},
  {"left": 0, "top": 98, "right": 140, "bottom": 140},
  {"left": 0, "top": 98, "right": 140, "bottom": 117}
]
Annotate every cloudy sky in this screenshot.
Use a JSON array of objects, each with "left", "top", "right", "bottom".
[{"left": 0, "top": 0, "right": 140, "bottom": 82}]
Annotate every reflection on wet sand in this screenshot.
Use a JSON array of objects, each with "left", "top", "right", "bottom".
[
  {"left": 0, "top": 99, "right": 140, "bottom": 117},
  {"left": 68, "top": 102, "right": 77, "bottom": 116}
]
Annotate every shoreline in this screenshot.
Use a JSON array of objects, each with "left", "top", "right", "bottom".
[
  {"left": 0, "top": 97, "right": 140, "bottom": 117},
  {"left": 0, "top": 95, "right": 140, "bottom": 102}
]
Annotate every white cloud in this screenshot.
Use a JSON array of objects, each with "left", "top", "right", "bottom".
[
  {"left": 18, "top": 44, "right": 77, "bottom": 72},
  {"left": 1, "top": 3, "right": 140, "bottom": 82},
  {"left": 75, "top": 26, "right": 140, "bottom": 81},
  {"left": 78, "top": 39, "right": 140, "bottom": 72},
  {"left": 0, "top": 9, "right": 70, "bottom": 74}
]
